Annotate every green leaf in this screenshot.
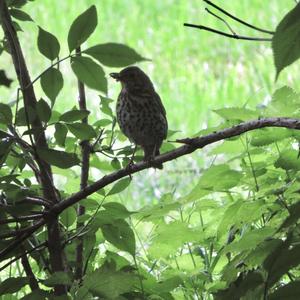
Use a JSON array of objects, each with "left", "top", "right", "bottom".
[
  {"left": 60, "top": 207, "right": 77, "bottom": 228},
  {"left": 40, "top": 68, "right": 63, "bottom": 105},
  {"left": 99, "top": 96, "right": 113, "bottom": 117},
  {"left": 67, "top": 122, "right": 96, "bottom": 140},
  {"left": 101, "top": 219, "right": 136, "bottom": 256},
  {"left": 15, "top": 106, "right": 36, "bottom": 126},
  {"left": 275, "top": 149, "right": 300, "bottom": 171},
  {"left": 149, "top": 221, "right": 200, "bottom": 258},
  {"left": 272, "top": 2, "right": 300, "bottom": 79},
  {"left": 250, "top": 128, "right": 292, "bottom": 147},
  {"left": 102, "top": 202, "right": 133, "bottom": 219},
  {"left": 0, "top": 103, "right": 12, "bottom": 125},
  {"left": 213, "top": 107, "right": 258, "bottom": 121},
  {"left": 36, "top": 99, "right": 51, "bottom": 123},
  {"left": 59, "top": 109, "right": 90, "bottom": 122},
  {"left": 107, "top": 178, "right": 131, "bottom": 196},
  {"left": 10, "top": 8, "right": 33, "bottom": 22},
  {"left": 71, "top": 56, "right": 107, "bottom": 93},
  {"left": 0, "top": 277, "right": 28, "bottom": 295},
  {"left": 67, "top": 5, "right": 97, "bottom": 52},
  {"left": 84, "top": 43, "right": 147, "bottom": 67},
  {"left": 54, "top": 123, "right": 68, "bottom": 146},
  {"left": 80, "top": 268, "right": 138, "bottom": 299},
  {"left": 198, "top": 164, "right": 242, "bottom": 191},
  {"left": 225, "top": 227, "right": 275, "bottom": 252},
  {"left": 0, "top": 70, "right": 13, "bottom": 87},
  {"left": 37, "top": 148, "right": 80, "bottom": 169},
  {"left": 37, "top": 26, "right": 60, "bottom": 60},
  {"left": 266, "top": 86, "right": 300, "bottom": 117},
  {"left": 43, "top": 272, "right": 72, "bottom": 287}
]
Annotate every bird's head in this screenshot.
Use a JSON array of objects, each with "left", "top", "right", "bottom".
[{"left": 110, "top": 66, "right": 154, "bottom": 91}]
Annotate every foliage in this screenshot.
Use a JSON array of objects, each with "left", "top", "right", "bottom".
[{"left": 0, "top": 1, "right": 300, "bottom": 299}]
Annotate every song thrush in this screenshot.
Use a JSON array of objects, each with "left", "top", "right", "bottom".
[{"left": 110, "top": 66, "right": 168, "bottom": 169}]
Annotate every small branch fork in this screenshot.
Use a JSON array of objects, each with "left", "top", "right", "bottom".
[
  {"left": 184, "top": 0, "right": 274, "bottom": 41},
  {"left": 1, "top": 117, "right": 300, "bottom": 261}
]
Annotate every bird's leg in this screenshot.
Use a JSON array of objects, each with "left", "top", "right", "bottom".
[
  {"left": 128, "top": 144, "right": 137, "bottom": 166},
  {"left": 125, "top": 144, "right": 137, "bottom": 179}
]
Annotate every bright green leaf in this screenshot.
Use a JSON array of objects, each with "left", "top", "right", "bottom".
[
  {"left": 71, "top": 56, "right": 107, "bottom": 93},
  {"left": 275, "top": 149, "right": 300, "bottom": 171},
  {"left": 37, "top": 26, "right": 60, "bottom": 60},
  {"left": 67, "top": 5, "right": 97, "bottom": 52},
  {"left": 250, "top": 128, "right": 292, "bottom": 147},
  {"left": 99, "top": 96, "right": 113, "bottom": 117},
  {"left": 84, "top": 43, "right": 148, "bottom": 67},
  {"left": 225, "top": 227, "right": 275, "bottom": 252},
  {"left": 40, "top": 68, "right": 63, "bottom": 105},
  {"left": 213, "top": 107, "right": 258, "bottom": 121},
  {"left": 80, "top": 267, "right": 138, "bottom": 299}
]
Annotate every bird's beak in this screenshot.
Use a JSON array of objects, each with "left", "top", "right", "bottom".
[{"left": 110, "top": 72, "right": 121, "bottom": 81}]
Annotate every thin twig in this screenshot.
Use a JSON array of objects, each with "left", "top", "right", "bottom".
[
  {"left": 184, "top": 23, "right": 272, "bottom": 41},
  {"left": 203, "top": 0, "right": 274, "bottom": 35},
  {"left": 205, "top": 8, "right": 236, "bottom": 35}
]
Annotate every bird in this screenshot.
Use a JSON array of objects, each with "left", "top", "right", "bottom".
[{"left": 110, "top": 66, "right": 168, "bottom": 169}]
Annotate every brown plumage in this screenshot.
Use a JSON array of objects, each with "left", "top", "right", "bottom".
[{"left": 110, "top": 66, "right": 168, "bottom": 169}]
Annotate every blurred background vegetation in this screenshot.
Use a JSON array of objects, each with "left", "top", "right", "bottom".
[{"left": 0, "top": 0, "right": 297, "bottom": 206}]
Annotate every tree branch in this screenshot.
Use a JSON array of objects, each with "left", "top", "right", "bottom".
[
  {"left": 21, "top": 251, "right": 40, "bottom": 291},
  {"left": 203, "top": 0, "right": 274, "bottom": 35},
  {"left": 183, "top": 23, "right": 272, "bottom": 41},
  {"left": 0, "top": 214, "right": 42, "bottom": 225},
  {"left": 75, "top": 46, "right": 90, "bottom": 280},
  {"left": 1, "top": 117, "right": 300, "bottom": 262}
]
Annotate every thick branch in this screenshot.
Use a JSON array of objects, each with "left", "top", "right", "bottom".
[
  {"left": 52, "top": 117, "right": 300, "bottom": 214},
  {"left": 1, "top": 117, "right": 300, "bottom": 262},
  {"left": 75, "top": 46, "right": 90, "bottom": 280}
]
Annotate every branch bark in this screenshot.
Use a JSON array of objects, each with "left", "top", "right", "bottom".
[{"left": 75, "top": 46, "right": 90, "bottom": 280}]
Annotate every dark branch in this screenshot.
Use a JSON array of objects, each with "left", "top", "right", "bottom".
[
  {"left": 21, "top": 251, "right": 40, "bottom": 291},
  {"left": 1, "top": 117, "right": 300, "bottom": 261},
  {"left": 0, "top": 214, "right": 42, "bottom": 225},
  {"left": 75, "top": 46, "right": 90, "bottom": 280},
  {"left": 203, "top": 0, "right": 274, "bottom": 35},
  {"left": 184, "top": 23, "right": 272, "bottom": 41}
]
